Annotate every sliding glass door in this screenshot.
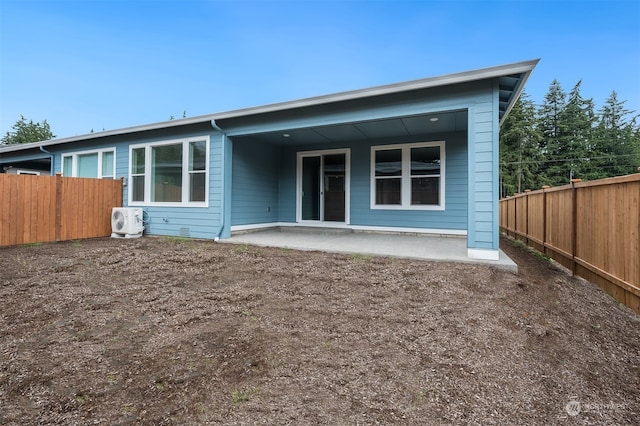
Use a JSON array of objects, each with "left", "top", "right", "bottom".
[{"left": 298, "top": 150, "right": 349, "bottom": 223}]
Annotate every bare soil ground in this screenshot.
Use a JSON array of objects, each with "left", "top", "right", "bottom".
[{"left": 0, "top": 236, "right": 638, "bottom": 425}]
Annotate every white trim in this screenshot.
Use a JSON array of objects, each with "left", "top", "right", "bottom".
[
  {"left": 467, "top": 248, "right": 500, "bottom": 261},
  {"left": 370, "top": 141, "right": 445, "bottom": 211},
  {"left": 350, "top": 224, "right": 466, "bottom": 236},
  {"left": 296, "top": 148, "right": 351, "bottom": 224},
  {"left": 61, "top": 147, "right": 116, "bottom": 178},
  {"left": 0, "top": 60, "right": 538, "bottom": 154},
  {"left": 231, "top": 222, "right": 287, "bottom": 232},
  {"left": 230, "top": 222, "right": 467, "bottom": 237},
  {"left": 213, "top": 59, "right": 539, "bottom": 120},
  {"left": 128, "top": 136, "right": 210, "bottom": 207}
]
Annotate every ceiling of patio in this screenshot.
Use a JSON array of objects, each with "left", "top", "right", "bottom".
[{"left": 236, "top": 110, "right": 468, "bottom": 146}]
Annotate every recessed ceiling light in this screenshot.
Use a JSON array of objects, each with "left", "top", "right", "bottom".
[
  {"left": 429, "top": 117, "right": 439, "bottom": 122},
  {"left": 283, "top": 133, "right": 290, "bottom": 137}
]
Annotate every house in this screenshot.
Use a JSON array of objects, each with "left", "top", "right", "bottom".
[{"left": 0, "top": 59, "right": 539, "bottom": 261}]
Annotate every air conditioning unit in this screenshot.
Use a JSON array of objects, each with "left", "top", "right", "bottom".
[{"left": 111, "top": 207, "right": 144, "bottom": 238}]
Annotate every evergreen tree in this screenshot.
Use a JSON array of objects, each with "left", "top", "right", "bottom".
[
  {"left": 556, "top": 80, "right": 596, "bottom": 182},
  {"left": 591, "top": 91, "right": 640, "bottom": 177},
  {"left": 1, "top": 115, "right": 55, "bottom": 145},
  {"left": 537, "top": 79, "right": 567, "bottom": 185},
  {"left": 500, "top": 79, "right": 640, "bottom": 195},
  {"left": 500, "top": 92, "right": 542, "bottom": 196}
]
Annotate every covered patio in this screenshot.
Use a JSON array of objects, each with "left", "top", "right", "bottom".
[
  {"left": 217, "top": 60, "right": 539, "bottom": 262},
  {"left": 222, "top": 227, "right": 517, "bottom": 271}
]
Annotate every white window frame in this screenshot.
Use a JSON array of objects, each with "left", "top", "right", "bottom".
[
  {"left": 61, "top": 147, "right": 116, "bottom": 179},
  {"left": 16, "top": 170, "right": 41, "bottom": 175},
  {"left": 370, "top": 141, "right": 445, "bottom": 211},
  {"left": 295, "top": 148, "right": 351, "bottom": 224},
  {"left": 128, "top": 136, "right": 210, "bottom": 207}
]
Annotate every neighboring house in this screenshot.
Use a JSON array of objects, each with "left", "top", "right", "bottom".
[{"left": 0, "top": 59, "right": 538, "bottom": 260}]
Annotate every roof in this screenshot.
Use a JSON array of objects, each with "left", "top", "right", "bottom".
[{"left": 0, "top": 59, "right": 539, "bottom": 153}]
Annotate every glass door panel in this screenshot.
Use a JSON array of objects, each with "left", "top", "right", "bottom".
[
  {"left": 323, "top": 154, "right": 345, "bottom": 222},
  {"left": 301, "top": 156, "right": 321, "bottom": 220}
]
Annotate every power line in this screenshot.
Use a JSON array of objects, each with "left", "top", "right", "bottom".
[{"left": 500, "top": 153, "right": 639, "bottom": 166}]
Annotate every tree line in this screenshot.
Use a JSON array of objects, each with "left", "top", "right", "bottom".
[{"left": 500, "top": 80, "right": 640, "bottom": 197}]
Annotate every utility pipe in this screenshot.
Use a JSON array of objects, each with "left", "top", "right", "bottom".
[
  {"left": 39, "top": 145, "right": 54, "bottom": 175},
  {"left": 211, "top": 119, "right": 227, "bottom": 241}
]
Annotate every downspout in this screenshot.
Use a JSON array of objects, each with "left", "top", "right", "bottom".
[
  {"left": 211, "top": 119, "right": 227, "bottom": 241},
  {"left": 39, "top": 146, "right": 54, "bottom": 175}
]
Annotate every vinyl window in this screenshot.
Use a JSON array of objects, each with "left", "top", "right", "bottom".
[
  {"left": 371, "top": 141, "right": 444, "bottom": 210},
  {"left": 129, "top": 136, "right": 209, "bottom": 206},
  {"left": 61, "top": 148, "right": 115, "bottom": 179}
]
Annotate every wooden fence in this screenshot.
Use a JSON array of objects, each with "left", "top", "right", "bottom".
[
  {"left": 500, "top": 174, "right": 640, "bottom": 314},
  {"left": 0, "top": 174, "right": 123, "bottom": 247}
]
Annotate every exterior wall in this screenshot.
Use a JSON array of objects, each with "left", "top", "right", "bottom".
[
  {"left": 231, "top": 139, "right": 280, "bottom": 226},
  {"left": 278, "top": 146, "right": 297, "bottom": 223},
  {"left": 264, "top": 133, "right": 467, "bottom": 231},
  {"left": 46, "top": 125, "right": 225, "bottom": 240},
  {"left": 1, "top": 74, "right": 511, "bottom": 254},
  {"left": 350, "top": 133, "right": 467, "bottom": 230},
  {"left": 466, "top": 81, "right": 500, "bottom": 257},
  {"left": 225, "top": 79, "right": 501, "bottom": 255}
]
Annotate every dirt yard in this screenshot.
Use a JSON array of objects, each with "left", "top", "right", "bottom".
[{"left": 0, "top": 236, "right": 638, "bottom": 425}]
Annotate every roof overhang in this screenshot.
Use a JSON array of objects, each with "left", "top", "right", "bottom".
[{"left": 0, "top": 59, "right": 539, "bottom": 153}]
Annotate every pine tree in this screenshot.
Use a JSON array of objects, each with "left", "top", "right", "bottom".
[
  {"left": 556, "top": 80, "right": 596, "bottom": 181},
  {"left": 1, "top": 115, "right": 56, "bottom": 145},
  {"left": 500, "top": 92, "right": 542, "bottom": 196},
  {"left": 591, "top": 91, "right": 640, "bottom": 177},
  {"left": 537, "top": 79, "right": 566, "bottom": 186}
]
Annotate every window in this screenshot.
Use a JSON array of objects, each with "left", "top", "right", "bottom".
[
  {"left": 129, "top": 137, "right": 209, "bottom": 206},
  {"left": 61, "top": 148, "right": 115, "bottom": 179},
  {"left": 371, "top": 141, "right": 444, "bottom": 210}
]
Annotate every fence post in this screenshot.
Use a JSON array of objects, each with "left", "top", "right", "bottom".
[
  {"left": 570, "top": 179, "right": 582, "bottom": 276},
  {"left": 513, "top": 194, "right": 517, "bottom": 238},
  {"left": 524, "top": 189, "right": 531, "bottom": 243},
  {"left": 541, "top": 185, "right": 550, "bottom": 256},
  {"left": 55, "top": 173, "right": 63, "bottom": 241}
]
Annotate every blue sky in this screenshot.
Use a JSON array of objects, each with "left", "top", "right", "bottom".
[{"left": 1, "top": 0, "right": 639, "bottom": 139}]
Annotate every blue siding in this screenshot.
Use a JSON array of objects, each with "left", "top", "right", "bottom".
[
  {"left": 224, "top": 79, "right": 499, "bottom": 248},
  {"left": 232, "top": 133, "right": 468, "bottom": 230},
  {"left": 49, "top": 139, "right": 131, "bottom": 179},
  {"left": 231, "top": 140, "right": 280, "bottom": 226},
  {"left": 223, "top": 82, "right": 490, "bottom": 137},
  {"left": 466, "top": 80, "right": 499, "bottom": 250},
  {"left": 2, "top": 74, "right": 507, "bottom": 252},
  {"left": 277, "top": 147, "right": 297, "bottom": 223},
  {"left": 351, "top": 132, "right": 467, "bottom": 230},
  {"left": 48, "top": 128, "right": 225, "bottom": 240}
]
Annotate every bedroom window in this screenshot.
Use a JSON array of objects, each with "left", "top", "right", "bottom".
[
  {"left": 371, "top": 141, "right": 444, "bottom": 210},
  {"left": 129, "top": 136, "right": 209, "bottom": 206},
  {"left": 61, "top": 148, "right": 115, "bottom": 179}
]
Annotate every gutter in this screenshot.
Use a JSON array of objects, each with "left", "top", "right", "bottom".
[
  {"left": 210, "top": 119, "right": 227, "bottom": 241},
  {"left": 39, "top": 146, "right": 54, "bottom": 175}
]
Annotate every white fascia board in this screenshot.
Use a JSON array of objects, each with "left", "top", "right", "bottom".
[
  {"left": 498, "top": 61, "right": 539, "bottom": 126},
  {"left": 214, "top": 59, "right": 540, "bottom": 120},
  {"left": 0, "top": 114, "right": 219, "bottom": 154}
]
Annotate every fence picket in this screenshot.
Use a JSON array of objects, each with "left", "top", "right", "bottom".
[
  {"left": 500, "top": 174, "right": 640, "bottom": 314},
  {"left": 0, "top": 174, "right": 123, "bottom": 246}
]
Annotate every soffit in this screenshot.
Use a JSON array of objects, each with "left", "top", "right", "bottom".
[{"left": 238, "top": 110, "right": 468, "bottom": 146}]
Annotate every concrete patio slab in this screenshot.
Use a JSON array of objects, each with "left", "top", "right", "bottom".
[{"left": 222, "top": 227, "right": 518, "bottom": 272}]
